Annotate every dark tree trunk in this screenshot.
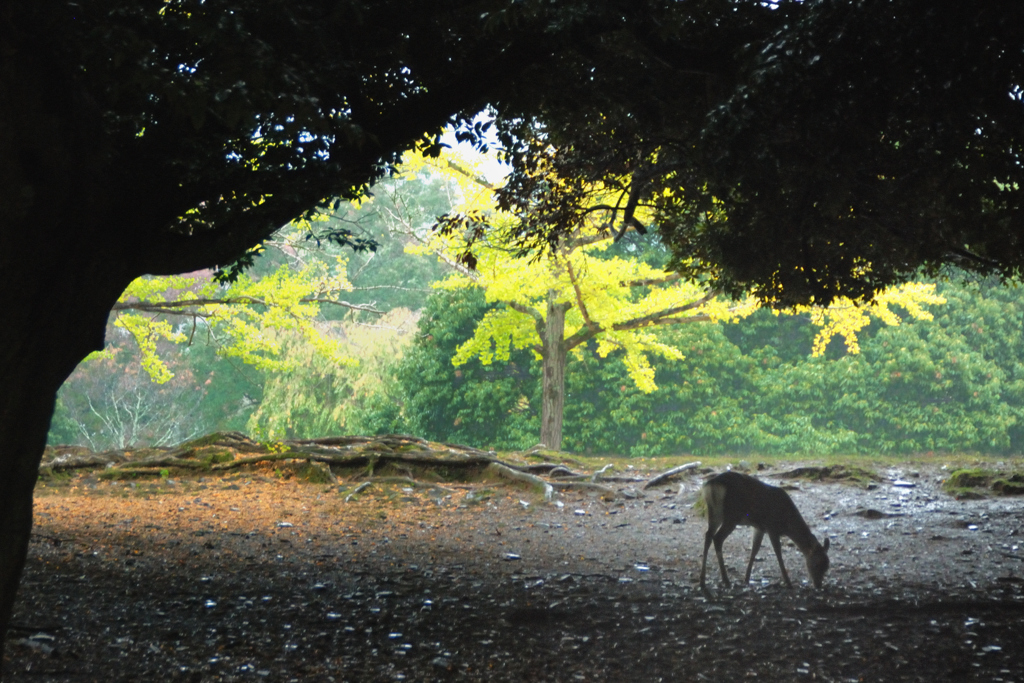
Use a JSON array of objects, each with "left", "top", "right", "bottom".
[
  {"left": 0, "top": 254, "right": 132, "bottom": 659},
  {"left": 539, "top": 292, "right": 571, "bottom": 451},
  {"left": 0, "top": 39, "right": 138, "bottom": 665}
]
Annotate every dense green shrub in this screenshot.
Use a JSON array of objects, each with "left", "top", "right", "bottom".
[{"left": 377, "top": 278, "right": 1024, "bottom": 456}]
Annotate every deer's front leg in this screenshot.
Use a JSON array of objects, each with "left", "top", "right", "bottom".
[
  {"left": 744, "top": 528, "right": 765, "bottom": 584},
  {"left": 768, "top": 532, "right": 793, "bottom": 587}
]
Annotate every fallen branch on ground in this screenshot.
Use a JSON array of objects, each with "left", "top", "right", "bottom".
[
  {"left": 344, "top": 481, "right": 373, "bottom": 502},
  {"left": 642, "top": 461, "right": 702, "bottom": 490}
]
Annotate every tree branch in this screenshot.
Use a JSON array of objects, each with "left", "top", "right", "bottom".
[
  {"left": 506, "top": 300, "right": 542, "bottom": 322},
  {"left": 445, "top": 159, "right": 498, "bottom": 190},
  {"left": 350, "top": 285, "right": 434, "bottom": 293},
  {"left": 303, "top": 299, "right": 384, "bottom": 314},
  {"left": 564, "top": 259, "right": 599, "bottom": 334},
  {"left": 621, "top": 273, "right": 682, "bottom": 288},
  {"left": 113, "top": 296, "right": 383, "bottom": 316},
  {"left": 507, "top": 300, "right": 547, "bottom": 352},
  {"left": 564, "top": 228, "right": 621, "bottom": 250},
  {"left": 609, "top": 294, "right": 716, "bottom": 332},
  {"left": 645, "top": 313, "right": 712, "bottom": 326},
  {"left": 561, "top": 290, "right": 718, "bottom": 351},
  {"left": 614, "top": 169, "right": 648, "bottom": 241}
]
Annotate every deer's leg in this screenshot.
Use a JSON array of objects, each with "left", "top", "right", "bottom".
[
  {"left": 712, "top": 522, "right": 737, "bottom": 587},
  {"left": 744, "top": 528, "right": 765, "bottom": 584},
  {"left": 700, "top": 527, "right": 716, "bottom": 589},
  {"left": 768, "top": 532, "right": 792, "bottom": 587}
]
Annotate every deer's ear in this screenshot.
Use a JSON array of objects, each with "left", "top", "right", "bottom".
[{"left": 823, "top": 537, "right": 830, "bottom": 552}]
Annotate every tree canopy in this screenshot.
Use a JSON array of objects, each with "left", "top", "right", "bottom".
[{"left": 484, "top": 0, "right": 1024, "bottom": 305}]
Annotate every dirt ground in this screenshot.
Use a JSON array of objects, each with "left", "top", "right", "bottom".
[{"left": 4, "top": 463, "right": 1024, "bottom": 682}]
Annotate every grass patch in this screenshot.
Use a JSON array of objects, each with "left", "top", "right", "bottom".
[
  {"left": 992, "top": 474, "right": 1024, "bottom": 495},
  {"left": 941, "top": 468, "right": 1024, "bottom": 498},
  {"left": 943, "top": 468, "right": 993, "bottom": 489}
]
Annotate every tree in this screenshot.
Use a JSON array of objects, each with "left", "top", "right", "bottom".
[
  {"left": 0, "top": 0, "right": 624, "bottom": 643},
  {"left": 745, "top": 277, "right": 1024, "bottom": 455},
  {"left": 109, "top": 223, "right": 374, "bottom": 376},
  {"left": 77, "top": 177, "right": 464, "bottom": 443},
  {"left": 387, "top": 287, "right": 540, "bottom": 449},
  {"left": 409, "top": 149, "right": 753, "bottom": 449},
  {"left": 334, "top": 173, "right": 461, "bottom": 313},
  {"left": 51, "top": 332, "right": 210, "bottom": 451},
  {"left": 436, "top": 238, "right": 749, "bottom": 451},
  {"left": 414, "top": 148, "right": 945, "bottom": 450},
  {"left": 50, "top": 220, "right": 383, "bottom": 449}
]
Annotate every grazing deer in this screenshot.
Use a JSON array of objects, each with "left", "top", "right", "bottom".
[{"left": 699, "top": 471, "right": 830, "bottom": 590}]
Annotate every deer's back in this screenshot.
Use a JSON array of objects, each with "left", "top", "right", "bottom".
[{"left": 705, "top": 471, "right": 802, "bottom": 534}]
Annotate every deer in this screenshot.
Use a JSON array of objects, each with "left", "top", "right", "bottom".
[{"left": 699, "top": 471, "right": 830, "bottom": 590}]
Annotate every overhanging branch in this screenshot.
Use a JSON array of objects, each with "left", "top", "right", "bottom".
[
  {"left": 621, "top": 273, "right": 682, "bottom": 288},
  {"left": 564, "top": 260, "right": 599, "bottom": 334},
  {"left": 610, "top": 293, "right": 717, "bottom": 332},
  {"left": 113, "top": 297, "right": 384, "bottom": 316},
  {"left": 561, "top": 290, "right": 719, "bottom": 350}
]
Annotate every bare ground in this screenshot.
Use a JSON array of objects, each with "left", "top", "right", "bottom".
[{"left": 5, "top": 463, "right": 1024, "bottom": 682}]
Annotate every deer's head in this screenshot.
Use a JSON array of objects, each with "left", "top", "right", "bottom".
[{"left": 806, "top": 537, "right": 830, "bottom": 588}]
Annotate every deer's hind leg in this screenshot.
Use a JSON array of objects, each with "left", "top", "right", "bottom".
[
  {"left": 710, "top": 521, "right": 737, "bottom": 587},
  {"left": 700, "top": 483, "right": 728, "bottom": 589},
  {"left": 699, "top": 527, "right": 715, "bottom": 589}
]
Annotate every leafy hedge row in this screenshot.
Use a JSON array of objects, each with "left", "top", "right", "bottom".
[{"left": 369, "top": 278, "right": 1024, "bottom": 456}]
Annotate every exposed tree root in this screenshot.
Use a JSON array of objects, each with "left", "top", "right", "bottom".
[
  {"left": 41, "top": 432, "right": 698, "bottom": 503},
  {"left": 360, "top": 477, "right": 457, "bottom": 494},
  {"left": 485, "top": 463, "right": 554, "bottom": 502}
]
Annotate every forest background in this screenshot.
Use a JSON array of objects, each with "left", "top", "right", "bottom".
[{"left": 48, "top": 156, "right": 1024, "bottom": 459}]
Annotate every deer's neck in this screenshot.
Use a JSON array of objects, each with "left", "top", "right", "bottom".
[{"left": 785, "top": 516, "right": 821, "bottom": 554}]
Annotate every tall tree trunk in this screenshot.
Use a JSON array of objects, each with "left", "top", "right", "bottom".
[
  {"left": 0, "top": 242, "right": 130, "bottom": 665},
  {"left": 0, "top": 367, "right": 60, "bottom": 649},
  {"left": 0, "top": 43, "right": 135, "bottom": 661},
  {"left": 540, "top": 292, "right": 571, "bottom": 451}
]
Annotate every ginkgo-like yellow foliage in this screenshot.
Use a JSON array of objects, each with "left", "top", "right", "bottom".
[
  {"left": 105, "top": 225, "right": 356, "bottom": 383},
  {"left": 797, "top": 282, "right": 946, "bottom": 357},
  {"left": 403, "top": 146, "right": 946, "bottom": 394},
  {"left": 431, "top": 233, "right": 757, "bottom": 393}
]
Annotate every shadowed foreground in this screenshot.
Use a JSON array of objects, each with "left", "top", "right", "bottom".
[{"left": 5, "top": 468, "right": 1024, "bottom": 681}]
